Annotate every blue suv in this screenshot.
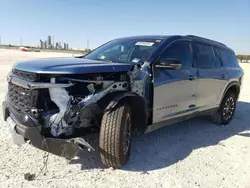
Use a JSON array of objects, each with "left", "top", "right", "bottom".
[{"left": 3, "top": 35, "right": 244, "bottom": 168}]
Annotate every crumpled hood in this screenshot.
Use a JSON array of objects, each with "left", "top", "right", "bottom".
[{"left": 13, "top": 57, "right": 134, "bottom": 74}]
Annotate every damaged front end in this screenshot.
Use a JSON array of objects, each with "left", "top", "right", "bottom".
[{"left": 3, "top": 65, "right": 146, "bottom": 159}]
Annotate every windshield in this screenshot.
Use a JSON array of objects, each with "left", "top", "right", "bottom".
[{"left": 84, "top": 39, "right": 162, "bottom": 64}]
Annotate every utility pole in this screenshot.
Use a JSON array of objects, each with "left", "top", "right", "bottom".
[
  {"left": 87, "top": 39, "right": 89, "bottom": 49},
  {"left": 0, "top": 36, "right": 1, "bottom": 46},
  {"left": 20, "top": 38, "right": 22, "bottom": 46}
]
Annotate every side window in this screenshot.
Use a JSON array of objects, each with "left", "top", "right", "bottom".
[
  {"left": 213, "top": 47, "right": 222, "bottom": 68},
  {"left": 195, "top": 43, "right": 216, "bottom": 69},
  {"left": 218, "top": 49, "right": 239, "bottom": 67},
  {"left": 160, "top": 41, "right": 193, "bottom": 68}
]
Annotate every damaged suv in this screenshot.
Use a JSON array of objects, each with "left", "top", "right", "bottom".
[{"left": 3, "top": 35, "right": 243, "bottom": 168}]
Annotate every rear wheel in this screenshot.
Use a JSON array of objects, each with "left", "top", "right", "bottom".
[
  {"left": 99, "top": 102, "right": 132, "bottom": 168},
  {"left": 213, "top": 92, "right": 237, "bottom": 125}
]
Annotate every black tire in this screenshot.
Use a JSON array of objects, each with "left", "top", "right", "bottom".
[
  {"left": 213, "top": 92, "right": 237, "bottom": 125},
  {"left": 99, "top": 102, "right": 132, "bottom": 168}
]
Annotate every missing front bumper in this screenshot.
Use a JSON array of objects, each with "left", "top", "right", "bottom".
[{"left": 3, "top": 102, "right": 94, "bottom": 159}]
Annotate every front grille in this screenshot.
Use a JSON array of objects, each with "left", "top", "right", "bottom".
[
  {"left": 8, "top": 82, "right": 38, "bottom": 112},
  {"left": 12, "top": 69, "right": 39, "bottom": 82}
]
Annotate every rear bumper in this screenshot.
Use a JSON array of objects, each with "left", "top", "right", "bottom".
[{"left": 2, "top": 101, "right": 94, "bottom": 159}]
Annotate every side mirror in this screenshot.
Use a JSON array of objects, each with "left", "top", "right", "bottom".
[{"left": 155, "top": 58, "right": 182, "bottom": 70}]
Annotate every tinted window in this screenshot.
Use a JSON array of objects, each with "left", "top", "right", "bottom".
[
  {"left": 213, "top": 47, "right": 222, "bottom": 68},
  {"left": 160, "top": 41, "right": 193, "bottom": 68},
  {"left": 195, "top": 43, "right": 216, "bottom": 69},
  {"left": 218, "top": 49, "right": 238, "bottom": 67}
]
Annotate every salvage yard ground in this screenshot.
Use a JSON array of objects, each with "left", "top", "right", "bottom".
[{"left": 0, "top": 49, "right": 249, "bottom": 188}]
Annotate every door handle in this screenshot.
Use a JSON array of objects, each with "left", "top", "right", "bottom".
[
  {"left": 186, "top": 75, "right": 196, "bottom": 81},
  {"left": 221, "top": 74, "right": 226, "bottom": 79}
]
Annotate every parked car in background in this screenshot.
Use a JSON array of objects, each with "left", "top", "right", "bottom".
[
  {"left": 241, "top": 60, "right": 250, "bottom": 63},
  {"left": 3, "top": 35, "right": 244, "bottom": 168}
]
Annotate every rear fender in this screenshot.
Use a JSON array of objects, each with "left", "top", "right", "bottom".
[{"left": 219, "top": 81, "right": 241, "bottom": 105}]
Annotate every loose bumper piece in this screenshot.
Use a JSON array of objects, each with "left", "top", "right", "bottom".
[{"left": 3, "top": 101, "right": 94, "bottom": 159}]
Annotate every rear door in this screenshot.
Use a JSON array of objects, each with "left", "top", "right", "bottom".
[
  {"left": 194, "top": 43, "right": 228, "bottom": 109},
  {"left": 153, "top": 40, "right": 198, "bottom": 123}
]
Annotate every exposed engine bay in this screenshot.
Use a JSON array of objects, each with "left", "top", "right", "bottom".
[
  {"left": 48, "top": 77, "right": 128, "bottom": 137},
  {"left": 17, "top": 65, "right": 146, "bottom": 138}
]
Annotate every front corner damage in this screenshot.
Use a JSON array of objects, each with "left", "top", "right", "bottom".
[
  {"left": 6, "top": 64, "right": 149, "bottom": 160},
  {"left": 48, "top": 79, "right": 129, "bottom": 138},
  {"left": 47, "top": 64, "right": 147, "bottom": 139},
  {"left": 41, "top": 72, "right": 134, "bottom": 158}
]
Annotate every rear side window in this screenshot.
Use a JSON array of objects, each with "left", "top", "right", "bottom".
[
  {"left": 213, "top": 47, "right": 222, "bottom": 68},
  {"left": 195, "top": 43, "right": 216, "bottom": 69},
  {"left": 218, "top": 49, "right": 238, "bottom": 67},
  {"left": 160, "top": 41, "right": 193, "bottom": 68}
]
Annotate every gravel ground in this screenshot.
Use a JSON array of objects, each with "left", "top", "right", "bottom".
[{"left": 0, "top": 49, "right": 249, "bottom": 188}]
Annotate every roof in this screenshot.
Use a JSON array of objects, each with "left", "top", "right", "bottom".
[
  {"left": 185, "top": 35, "right": 227, "bottom": 48},
  {"left": 116, "top": 35, "right": 170, "bottom": 40},
  {"left": 115, "top": 35, "right": 230, "bottom": 50}
]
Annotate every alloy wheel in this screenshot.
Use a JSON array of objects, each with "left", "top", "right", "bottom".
[{"left": 223, "top": 96, "right": 235, "bottom": 121}]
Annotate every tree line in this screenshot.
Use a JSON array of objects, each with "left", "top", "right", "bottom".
[{"left": 237, "top": 54, "right": 250, "bottom": 62}]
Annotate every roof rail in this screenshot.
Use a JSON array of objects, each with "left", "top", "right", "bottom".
[{"left": 186, "top": 35, "right": 226, "bottom": 47}]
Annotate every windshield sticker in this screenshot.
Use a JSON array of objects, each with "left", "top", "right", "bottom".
[
  {"left": 135, "top": 42, "right": 154, "bottom": 46},
  {"left": 156, "top": 40, "right": 161, "bottom": 42},
  {"left": 132, "top": 58, "right": 140, "bottom": 63}
]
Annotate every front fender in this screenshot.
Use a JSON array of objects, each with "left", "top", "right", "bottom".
[
  {"left": 104, "top": 92, "right": 148, "bottom": 133},
  {"left": 105, "top": 92, "right": 141, "bottom": 111}
]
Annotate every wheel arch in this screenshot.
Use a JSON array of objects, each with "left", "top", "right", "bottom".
[
  {"left": 104, "top": 92, "right": 148, "bottom": 134},
  {"left": 220, "top": 81, "right": 241, "bottom": 105}
]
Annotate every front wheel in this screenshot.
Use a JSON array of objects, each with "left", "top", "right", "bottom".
[
  {"left": 213, "top": 92, "right": 237, "bottom": 125},
  {"left": 99, "top": 103, "right": 132, "bottom": 168}
]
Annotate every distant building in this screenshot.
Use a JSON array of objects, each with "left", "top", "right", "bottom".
[
  {"left": 38, "top": 36, "right": 70, "bottom": 49},
  {"left": 58, "top": 42, "right": 62, "bottom": 49},
  {"left": 48, "top": 35, "right": 52, "bottom": 46},
  {"left": 40, "top": 39, "right": 44, "bottom": 48}
]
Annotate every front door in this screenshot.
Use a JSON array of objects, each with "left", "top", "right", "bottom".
[{"left": 153, "top": 40, "right": 198, "bottom": 123}]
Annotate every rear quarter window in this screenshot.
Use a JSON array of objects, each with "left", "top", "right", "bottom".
[{"left": 218, "top": 49, "right": 239, "bottom": 67}]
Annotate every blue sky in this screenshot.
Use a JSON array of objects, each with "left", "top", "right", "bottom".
[{"left": 0, "top": 0, "right": 249, "bottom": 54}]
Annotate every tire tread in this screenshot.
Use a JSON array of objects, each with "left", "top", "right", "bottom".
[{"left": 99, "top": 103, "right": 128, "bottom": 168}]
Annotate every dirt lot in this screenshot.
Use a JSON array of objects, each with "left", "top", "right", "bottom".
[{"left": 0, "top": 49, "right": 249, "bottom": 188}]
